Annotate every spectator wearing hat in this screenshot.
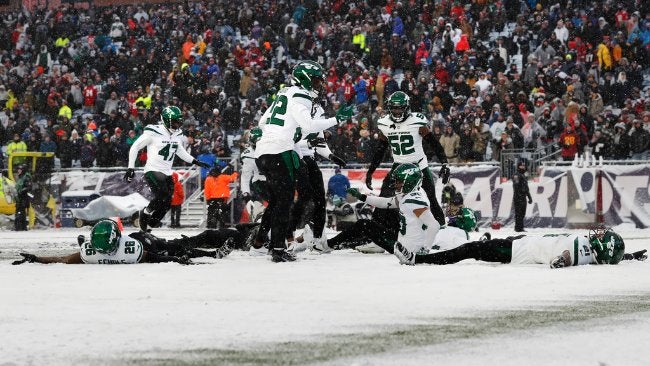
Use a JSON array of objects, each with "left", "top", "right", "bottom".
[
  {"left": 512, "top": 160, "right": 533, "bottom": 232},
  {"left": 440, "top": 124, "right": 460, "bottom": 163},
  {"left": 629, "top": 120, "right": 649, "bottom": 161},
  {"left": 204, "top": 164, "right": 239, "bottom": 229},
  {"left": 611, "top": 123, "right": 630, "bottom": 160}
]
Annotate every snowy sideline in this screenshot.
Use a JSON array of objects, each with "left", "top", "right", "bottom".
[{"left": 1, "top": 225, "right": 649, "bottom": 366}]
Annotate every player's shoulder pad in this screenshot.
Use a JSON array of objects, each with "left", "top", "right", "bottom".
[
  {"left": 143, "top": 124, "right": 165, "bottom": 135},
  {"left": 406, "top": 112, "right": 429, "bottom": 127},
  {"left": 376, "top": 115, "right": 391, "bottom": 126}
]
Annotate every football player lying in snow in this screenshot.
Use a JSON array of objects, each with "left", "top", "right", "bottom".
[
  {"left": 331, "top": 163, "right": 440, "bottom": 255},
  {"left": 11, "top": 220, "right": 254, "bottom": 265},
  {"left": 394, "top": 226, "right": 647, "bottom": 268}
]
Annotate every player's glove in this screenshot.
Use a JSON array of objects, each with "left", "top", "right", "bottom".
[
  {"left": 528, "top": 197, "right": 533, "bottom": 204},
  {"left": 308, "top": 137, "right": 327, "bottom": 149},
  {"left": 347, "top": 188, "right": 367, "bottom": 202},
  {"left": 193, "top": 159, "right": 211, "bottom": 169},
  {"left": 12, "top": 253, "right": 38, "bottom": 265},
  {"left": 242, "top": 192, "right": 251, "bottom": 203},
  {"left": 335, "top": 105, "right": 354, "bottom": 124},
  {"left": 329, "top": 154, "right": 346, "bottom": 167},
  {"left": 365, "top": 173, "right": 373, "bottom": 190},
  {"left": 123, "top": 168, "right": 135, "bottom": 183},
  {"left": 77, "top": 235, "right": 86, "bottom": 246},
  {"left": 623, "top": 249, "right": 648, "bottom": 261},
  {"left": 439, "top": 164, "right": 450, "bottom": 184}
]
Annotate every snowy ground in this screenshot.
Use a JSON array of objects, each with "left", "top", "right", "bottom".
[{"left": 1, "top": 225, "right": 650, "bottom": 366}]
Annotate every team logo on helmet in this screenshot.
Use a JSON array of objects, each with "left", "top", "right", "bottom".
[
  {"left": 393, "top": 163, "right": 423, "bottom": 194},
  {"left": 161, "top": 106, "right": 182, "bottom": 132},
  {"left": 291, "top": 60, "right": 325, "bottom": 95},
  {"left": 588, "top": 227, "right": 625, "bottom": 264},
  {"left": 90, "top": 220, "right": 121, "bottom": 254}
]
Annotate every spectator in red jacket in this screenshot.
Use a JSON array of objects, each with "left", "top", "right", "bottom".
[
  {"left": 170, "top": 171, "right": 185, "bottom": 228},
  {"left": 559, "top": 125, "right": 580, "bottom": 161}
]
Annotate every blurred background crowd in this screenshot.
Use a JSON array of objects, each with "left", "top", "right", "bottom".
[{"left": 0, "top": 0, "right": 649, "bottom": 172}]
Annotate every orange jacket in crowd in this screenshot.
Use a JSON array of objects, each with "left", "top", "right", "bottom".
[
  {"left": 171, "top": 172, "right": 185, "bottom": 206},
  {"left": 204, "top": 172, "right": 239, "bottom": 200}
]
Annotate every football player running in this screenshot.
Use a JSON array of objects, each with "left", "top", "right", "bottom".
[
  {"left": 253, "top": 60, "right": 350, "bottom": 262},
  {"left": 124, "top": 106, "right": 210, "bottom": 231},
  {"left": 394, "top": 226, "right": 647, "bottom": 267},
  {"left": 288, "top": 100, "right": 348, "bottom": 253},
  {"left": 11, "top": 219, "right": 241, "bottom": 265},
  {"left": 366, "top": 91, "right": 450, "bottom": 233},
  {"left": 340, "top": 163, "right": 440, "bottom": 255}
]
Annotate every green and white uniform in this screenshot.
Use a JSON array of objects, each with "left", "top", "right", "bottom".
[
  {"left": 80, "top": 236, "right": 144, "bottom": 264},
  {"left": 127, "top": 124, "right": 195, "bottom": 175},
  {"left": 255, "top": 86, "right": 337, "bottom": 157},
  {"left": 366, "top": 188, "right": 436, "bottom": 254},
  {"left": 433, "top": 226, "right": 470, "bottom": 251},
  {"left": 511, "top": 234, "right": 596, "bottom": 265},
  {"left": 376, "top": 112, "right": 430, "bottom": 170},
  {"left": 240, "top": 145, "right": 265, "bottom": 195}
]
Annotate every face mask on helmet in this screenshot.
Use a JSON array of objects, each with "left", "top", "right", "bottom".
[
  {"left": 393, "top": 163, "right": 422, "bottom": 194},
  {"left": 90, "top": 219, "right": 121, "bottom": 254},
  {"left": 386, "top": 91, "right": 411, "bottom": 122},
  {"left": 588, "top": 227, "right": 625, "bottom": 264}
]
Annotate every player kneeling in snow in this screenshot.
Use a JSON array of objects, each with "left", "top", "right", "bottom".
[
  {"left": 395, "top": 226, "right": 647, "bottom": 268},
  {"left": 12, "top": 219, "right": 244, "bottom": 265}
]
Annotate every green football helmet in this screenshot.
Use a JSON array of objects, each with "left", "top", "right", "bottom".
[
  {"left": 393, "top": 163, "right": 422, "bottom": 194},
  {"left": 291, "top": 60, "right": 325, "bottom": 94},
  {"left": 161, "top": 106, "right": 182, "bottom": 132},
  {"left": 90, "top": 219, "right": 121, "bottom": 254},
  {"left": 454, "top": 207, "right": 477, "bottom": 232},
  {"left": 588, "top": 227, "right": 625, "bottom": 264},
  {"left": 386, "top": 91, "right": 411, "bottom": 122},
  {"left": 249, "top": 127, "right": 262, "bottom": 145}
]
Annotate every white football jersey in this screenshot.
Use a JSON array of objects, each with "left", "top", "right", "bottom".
[
  {"left": 240, "top": 145, "right": 265, "bottom": 195},
  {"left": 511, "top": 234, "right": 595, "bottom": 266},
  {"left": 377, "top": 112, "right": 430, "bottom": 170},
  {"left": 396, "top": 188, "right": 433, "bottom": 253},
  {"left": 127, "top": 124, "right": 195, "bottom": 175},
  {"left": 432, "top": 226, "right": 470, "bottom": 251},
  {"left": 255, "top": 86, "right": 337, "bottom": 157},
  {"left": 80, "top": 235, "right": 144, "bottom": 264}
]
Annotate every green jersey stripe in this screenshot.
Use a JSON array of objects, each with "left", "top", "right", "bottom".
[
  {"left": 144, "top": 127, "right": 163, "bottom": 135},
  {"left": 293, "top": 93, "right": 312, "bottom": 101},
  {"left": 404, "top": 199, "right": 428, "bottom": 206},
  {"left": 410, "top": 122, "right": 428, "bottom": 126},
  {"left": 573, "top": 237, "right": 579, "bottom": 266}
]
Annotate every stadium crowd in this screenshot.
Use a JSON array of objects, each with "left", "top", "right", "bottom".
[{"left": 0, "top": 0, "right": 649, "bottom": 172}]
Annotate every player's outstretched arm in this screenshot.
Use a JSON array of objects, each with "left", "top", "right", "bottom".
[
  {"left": 623, "top": 249, "right": 647, "bottom": 261},
  {"left": 12, "top": 252, "right": 83, "bottom": 265},
  {"left": 141, "top": 251, "right": 192, "bottom": 264}
]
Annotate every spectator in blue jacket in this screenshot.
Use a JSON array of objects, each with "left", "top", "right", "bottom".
[{"left": 327, "top": 167, "right": 350, "bottom": 200}]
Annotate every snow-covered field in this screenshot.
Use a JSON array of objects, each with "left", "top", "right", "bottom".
[{"left": 1, "top": 225, "right": 649, "bottom": 366}]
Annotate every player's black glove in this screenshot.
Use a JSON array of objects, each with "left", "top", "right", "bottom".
[
  {"left": 528, "top": 197, "right": 533, "bottom": 204},
  {"left": 347, "top": 188, "right": 367, "bottom": 202},
  {"left": 123, "top": 168, "right": 135, "bottom": 183},
  {"left": 242, "top": 192, "right": 251, "bottom": 203},
  {"left": 365, "top": 173, "right": 373, "bottom": 190},
  {"left": 439, "top": 164, "right": 450, "bottom": 184},
  {"left": 308, "top": 137, "right": 327, "bottom": 149},
  {"left": 77, "top": 235, "right": 86, "bottom": 246},
  {"left": 329, "top": 154, "right": 346, "bottom": 167},
  {"left": 12, "top": 253, "right": 38, "bottom": 265},
  {"left": 193, "top": 159, "right": 211, "bottom": 169},
  {"left": 623, "top": 249, "right": 647, "bottom": 261}
]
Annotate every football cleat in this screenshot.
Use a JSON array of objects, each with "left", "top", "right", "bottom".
[
  {"left": 215, "top": 238, "right": 235, "bottom": 259},
  {"left": 394, "top": 242, "right": 415, "bottom": 265},
  {"left": 271, "top": 249, "right": 296, "bottom": 262}
]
